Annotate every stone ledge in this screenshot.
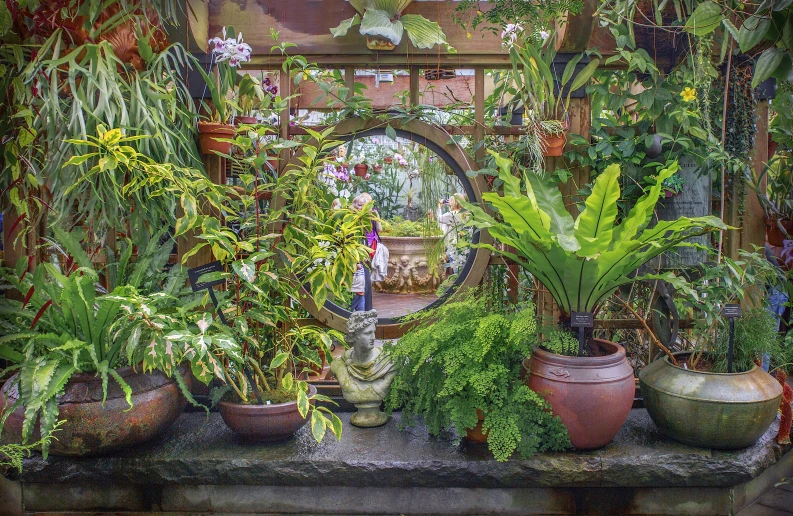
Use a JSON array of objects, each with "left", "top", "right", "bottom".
[{"left": 6, "top": 409, "right": 790, "bottom": 489}]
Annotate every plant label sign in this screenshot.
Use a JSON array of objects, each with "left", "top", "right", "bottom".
[
  {"left": 188, "top": 261, "right": 225, "bottom": 292},
  {"left": 721, "top": 304, "right": 742, "bottom": 319},
  {"left": 570, "top": 312, "right": 594, "bottom": 328}
]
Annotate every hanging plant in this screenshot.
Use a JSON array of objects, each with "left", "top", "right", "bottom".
[{"left": 330, "top": 0, "right": 454, "bottom": 52}]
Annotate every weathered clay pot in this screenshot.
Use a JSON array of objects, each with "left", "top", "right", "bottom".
[
  {"left": 524, "top": 339, "right": 635, "bottom": 450},
  {"left": 765, "top": 216, "right": 793, "bottom": 246},
  {"left": 218, "top": 384, "right": 316, "bottom": 442},
  {"left": 374, "top": 235, "right": 445, "bottom": 294},
  {"left": 234, "top": 116, "right": 258, "bottom": 126},
  {"left": 198, "top": 122, "right": 235, "bottom": 155},
  {"left": 0, "top": 366, "right": 189, "bottom": 456},
  {"left": 354, "top": 163, "right": 369, "bottom": 177},
  {"left": 640, "top": 352, "right": 783, "bottom": 449},
  {"left": 541, "top": 130, "right": 566, "bottom": 157},
  {"left": 463, "top": 408, "right": 488, "bottom": 444}
]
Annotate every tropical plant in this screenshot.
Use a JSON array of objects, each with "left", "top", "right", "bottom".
[
  {"left": 235, "top": 73, "right": 266, "bottom": 119},
  {"left": 197, "top": 26, "right": 252, "bottom": 124},
  {"left": 675, "top": 249, "right": 790, "bottom": 373},
  {"left": 58, "top": 125, "right": 224, "bottom": 247},
  {"left": 385, "top": 292, "right": 570, "bottom": 461},
  {"left": 380, "top": 216, "right": 441, "bottom": 237},
  {"left": 0, "top": 231, "right": 199, "bottom": 458},
  {"left": 507, "top": 33, "right": 599, "bottom": 124},
  {"left": 452, "top": 0, "right": 581, "bottom": 39},
  {"left": 0, "top": 420, "right": 63, "bottom": 473},
  {"left": 180, "top": 126, "right": 372, "bottom": 442},
  {"left": 746, "top": 155, "right": 793, "bottom": 222},
  {"left": 464, "top": 152, "right": 726, "bottom": 336},
  {"left": 330, "top": 0, "right": 453, "bottom": 52},
  {"left": 661, "top": 172, "right": 685, "bottom": 195}
]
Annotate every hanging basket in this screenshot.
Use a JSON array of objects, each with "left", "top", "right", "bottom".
[{"left": 541, "top": 130, "right": 567, "bottom": 157}]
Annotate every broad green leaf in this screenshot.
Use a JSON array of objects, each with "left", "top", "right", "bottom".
[
  {"left": 0, "top": 2, "right": 12, "bottom": 36},
  {"left": 568, "top": 59, "right": 600, "bottom": 93},
  {"left": 330, "top": 14, "right": 361, "bottom": 38},
  {"left": 575, "top": 164, "right": 621, "bottom": 257},
  {"left": 329, "top": 413, "right": 343, "bottom": 439},
  {"left": 753, "top": 47, "right": 786, "bottom": 87},
  {"left": 359, "top": 9, "right": 403, "bottom": 46},
  {"left": 297, "top": 388, "right": 310, "bottom": 418},
  {"left": 738, "top": 16, "right": 771, "bottom": 53},
  {"left": 270, "top": 352, "right": 289, "bottom": 370},
  {"left": 525, "top": 172, "right": 575, "bottom": 237},
  {"left": 282, "top": 372, "right": 294, "bottom": 392},
  {"left": 684, "top": 1, "right": 723, "bottom": 35},
  {"left": 310, "top": 411, "right": 326, "bottom": 442},
  {"left": 400, "top": 14, "right": 448, "bottom": 50},
  {"left": 385, "top": 124, "right": 397, "bottom": 142}
]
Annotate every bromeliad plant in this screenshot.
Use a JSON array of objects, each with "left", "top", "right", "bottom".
[
  {"left": 385, "top": 291, "right": 570, "bottom": 461},
  {"left": 464, "top": 151, "right": 726, "bottom": 353},
  {"left": 179, "top": 127, "right": 373, "bottom": 441},
  {"left": 330, "top": 0, "right": 453, "bottom": 51}
]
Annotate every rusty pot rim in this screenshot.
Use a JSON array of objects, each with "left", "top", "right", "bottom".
[
  {"left": 530, "top": 338, "right": 627, "bottom": 368},
  {"left": 217, "top": 384, "right": 317, "bottom": 414}
]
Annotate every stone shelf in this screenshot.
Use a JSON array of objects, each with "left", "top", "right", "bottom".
[{"left": 2, "top": 409, "right": 792, "bottom": 515}]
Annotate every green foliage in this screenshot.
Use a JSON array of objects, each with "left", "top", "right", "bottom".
[
  {"left": 452, "top": 0, "right": 581, "bottom": 37},
  {"left": 543, "top": 330, "right": 579, "bottom": 357},
  {"left": 464, "top": 153, "right": 726, "bottom": 318},
  {"left": 385, "top": 291, "right": 570, "bottom": 461},
  {"left": 712, "top": 308, "right": 780, "bottom": 374},
  {"left": 747, "top": 155, "right": 793, "bottom": 221},
  {"left": 0, "top": 232, "right": 196, "bottom": 458},
  {"left": 0, "top": 420, "right": 63, "bottom": 473},
  {"left": 381, "top": 216, "right": 442, "bottom": 237},
  {"left": 331, "top": 0, "right": 453, "bottom": 51}
]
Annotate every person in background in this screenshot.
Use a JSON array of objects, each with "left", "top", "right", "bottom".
[
  {"left": 436, "top": 193, "right": 466, "bottom": 275},
  {"left": 351, "top": 192, "right": 382, "bottom": 311}
]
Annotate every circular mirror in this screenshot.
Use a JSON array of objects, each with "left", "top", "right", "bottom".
[{"left": 288, "top": 118, "right": 491, "bottom": 338}]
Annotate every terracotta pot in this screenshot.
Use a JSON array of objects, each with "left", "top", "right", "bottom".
[
  {"left": 463, "top": 408, "right": 488, "bottom": 444},
  {"left": 218, "top": 384, "right": 317, "bottom": 442},
  {"left": 373, "top": 164, "right": 383, "bottom": 173},
  {"left": 524, "top": 339, "right": 635, "bottom": 450},
  {"left": 541, "top": 130, "right": 566, "bottom": 157},
  {"left": 0, "top": 366, "right": 189, "bottom": 456},
  {"left": 354, "top": 163, "right": 369, "bottom": 177},
  {"left": 234, "top": 116, "right": 258, "bottom": 126},
  {"left": 198, "top": 122, "right": 235, "bottom": 155},
  {"left": 384, "top": 157, "right": 394, "bottom": 164},
  {"left": 765, "top": 216, "right": 793, "bottom": 246},
  {"left": 640, "top": 352, "right": 782, "bottom": 449}
]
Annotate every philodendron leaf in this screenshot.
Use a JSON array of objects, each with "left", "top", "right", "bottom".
[
  {"left": 359, "top": 8, "right": 403, "bottom": 45},
  {"left": 330, "top": 14, "right": 361, "bottom": 37},
  {"left": 400, "top": 14, "right": 448, "bottom": 50}
]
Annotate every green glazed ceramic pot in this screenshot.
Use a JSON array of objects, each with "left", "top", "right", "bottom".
[{"left": 640, "top": 352, "right": 782, "bottom": 449}]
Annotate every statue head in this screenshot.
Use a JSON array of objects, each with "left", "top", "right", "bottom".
[
  {"left": 346, "top": 309, "right": 377, "bottom": 354},
  {"left": 400, "top": 255, "right": 410, "bottom": 266}
]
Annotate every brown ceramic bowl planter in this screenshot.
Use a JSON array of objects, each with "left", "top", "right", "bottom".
[
  {"left": 0, "top": 366, "right": 190, "bottom": 456},
  {"left": 198, "top": 121, "right": 235, "bottom": 155},
  {"left": 524, "top": 339, "right": 635, "bottom": 450},
  {"left": 218, "top": 384, "right": 317, "bottom": 442}
]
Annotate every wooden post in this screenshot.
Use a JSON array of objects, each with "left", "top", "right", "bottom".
[
  {"left": 279, "top": 68, "right": 291, "bottom": 173},
  {"left": 474, "top": 67, "right": 485, "bottom": 165},
  {"left": 409, "top": 66, "right": 419, "bottom": 107},
  {"left": 178, "top": 153, "right": 225, "bottom": 269},
  {"left": 741, "top": 100, "right": 769, "bottom": 253},
  {"left": 345, "top": 66, "right": 355, "bottom": 93}
]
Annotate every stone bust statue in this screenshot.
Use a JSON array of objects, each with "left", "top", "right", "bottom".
[{"left": 330, "top": 310, "right": 396, "bottom": 427}]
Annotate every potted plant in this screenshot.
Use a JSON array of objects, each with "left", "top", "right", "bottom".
[
  {"left": 330, "top": 0, "right": 453, "bottom": 52},
  {"left": 196, "top": 26, "right": 251, "bottom": 155},
  {"left": 505, "top": 31, "right": 599, "bottom": 157},
  {"left": 464, "top": 153, "right": 725, "bottom": 449},
  {"left": 640, "top": 250, "right": 786, "bottom": 449},
  {"left": 179, "top": 127, "right": 373, "bottom": 442},
  {"left": 375, "top": 216, "right": 444, "bottom": 294},
  {"left": 385, "top": 292, "right": 571, "bottom": 461},
  {"left": 233, "top": 73, "right": 265, "bottom": 126},
  {"left": 0, "top": 233, "right": 197, "bottom": 458},
  {"left": 747, "top": 154, "right": 793, "bottom": 246},
  {"left": 661, "top": 172, "right": 685, "bottom": 197}
]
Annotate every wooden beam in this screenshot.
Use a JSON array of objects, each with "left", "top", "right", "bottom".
[
  {"left": 474, "top": 67, "right": 485, "bottom": 165},
  {"left": 279, "top": 69, "right": 291, "bottom": 173},
  {"left": 741, "top": 100, "right": 769, "bottom": 252}
]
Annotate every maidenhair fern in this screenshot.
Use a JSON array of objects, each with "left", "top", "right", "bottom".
[{"left": 385, "top": 290, "right": 570, "bottom": 461}]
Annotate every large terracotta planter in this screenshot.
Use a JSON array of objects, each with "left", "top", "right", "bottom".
[
  {"left": 373, "top": 235, "right": 445, "bottom": 294},
  {"left": 0, "top": 366, "right": 189, "bottom": 456},
  {"left": 639, "top": 352, "right": 782, "bottom": 449},
  {"left": 218, "top": 384, "right": 316, "bottom": 442},
  {"left": 524, "top": 339, "right": 635, "bottom": 450},
  {"left": 198, "top": 122, "right": 235, "bottom": 155}
]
